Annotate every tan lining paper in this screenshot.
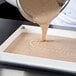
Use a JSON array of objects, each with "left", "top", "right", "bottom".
[{"left": 5, "top": 33, "right": 76, "bottom": 62}]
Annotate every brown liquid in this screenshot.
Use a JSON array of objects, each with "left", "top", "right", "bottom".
[
  {"left": 19, "top": 0, "right": 60, "bottom": 41},
  {"left": 5, "top": 33, "right": 76, "bottom": 62}
]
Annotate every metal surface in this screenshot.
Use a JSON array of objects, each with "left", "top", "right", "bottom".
[
  {"left": 0, "top": 68, "right": 59, "bottom": 76},
  {"left": 0, "top": 68, "right": 52, "bottom": 76},
  {"left": 0, "top": 65, "right": 75, "bottom": 76}
]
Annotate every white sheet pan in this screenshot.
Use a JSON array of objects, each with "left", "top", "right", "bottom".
[{"left": 0, "top": 25, "right": 76, "bottom": 73}]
